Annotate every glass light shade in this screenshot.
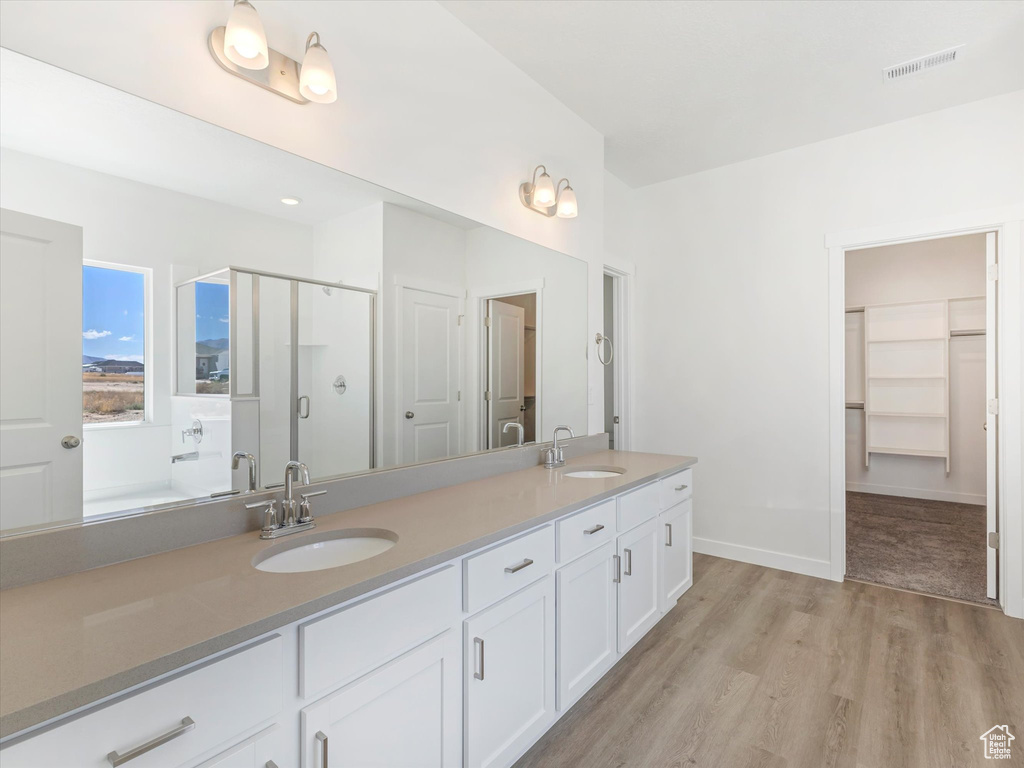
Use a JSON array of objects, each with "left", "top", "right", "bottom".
[
  {"left": 300, "top": 44, "right": 338, "bottom": 104},
  {"left": 532, "top": 172, "right": 556, "bottom": 207},
  {"left": 224, "top": 1, "right": 268, "bottom": 70},
  {"left": 556, "top": 186, "right": 578, "bottom": 218}
]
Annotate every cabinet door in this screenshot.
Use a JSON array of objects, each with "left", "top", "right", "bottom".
[
  {"left": 660, "top": 499, "right": 693, "bottom": 612},
  {"left": 556, "top": 542, "right": 617, "bottom": 710},
  {"left": 301, "top": 631, "right": 461, "bottom": 768},
  {"left": 617, "top": 517, "right": 661, "bottom": 653},
  {"left": 465, "top": 577, "right": 555, "bottom": 768}
]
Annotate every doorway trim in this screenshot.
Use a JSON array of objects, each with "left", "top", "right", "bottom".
[
  {"left": 826, "top": 205, "right": 1023, "bottom": 619},
  {"left": 470, "top": 279, "right": 544, "bottom": 450},
  {"left": 604, "top": 260, "right": 635, "bottom": 451}
]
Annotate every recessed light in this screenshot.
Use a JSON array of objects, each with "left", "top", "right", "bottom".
[{"left": 280, "top": 197, "right": 302, "bottom": 206}]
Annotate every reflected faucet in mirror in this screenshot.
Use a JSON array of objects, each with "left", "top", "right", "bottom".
[
  {"left": 543, "top": 425, "right": 576, "bottom": 468},
  {"left": 231, "top": 451, "right": 257, "bottom": 493},
  {"left": 503, "top": 422, "right": 525, "bottom": 447}
]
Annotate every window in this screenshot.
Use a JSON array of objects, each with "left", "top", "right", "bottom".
[
  {"left": 82, "top": 264, "right": 147, "bottom": 424},
  {"left": 194, "top": 280, "right": 230, "bottom": 394}
]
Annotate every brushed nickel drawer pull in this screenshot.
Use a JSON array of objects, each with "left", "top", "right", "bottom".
[
  {"left": 624, "top": 548, "right": 633, "bottom": 576},
  {"left": 316, "top": 730, "right": 328, "bottom": 768},
  {"left": 504, "top": 558, "right": 534, "bottom": 574},
  {"left": 613, "top": 554, "right": 621, "bottom": 583},
  {"left": 266, "top": 762, "right": 279, "bottom": 768},
  {"left": 107, "top": 717, "right": 195, "bottom": 766},
  {"left": 674, "top": 484, "right": 688, "bottom": 492},
  {"left": 583, "top": 524, "right": 605, "bottom": 535},
  {"left": 474, "top": 637, "right": 485, "bottom": 680},
  {"left": 666, "top": 523, "right": 673, "bottom": 547}
]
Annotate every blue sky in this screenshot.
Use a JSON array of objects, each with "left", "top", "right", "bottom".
[
  {"left": 82, "top": 266, "right": 144, "bottom": 362},
  {"left": 195, "top": 282, "right": 229, "bottom": 342}
]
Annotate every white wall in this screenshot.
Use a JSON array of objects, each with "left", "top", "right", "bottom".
[
  {"left": 845, "top": 235, "right": 987, "bottom": 504},
  {"left": 625, "top": 91, "right": 1024, "bottom": 579},
  {"left": 0, "top": 0, "right": 608, "bottom": 436},
  {"left": 0, "top": 148, "right": 314, "bottom": 498}
]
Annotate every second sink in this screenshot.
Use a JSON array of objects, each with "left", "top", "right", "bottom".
[{"left": 254, "top": 529, "right": 398, "bottom": 573}]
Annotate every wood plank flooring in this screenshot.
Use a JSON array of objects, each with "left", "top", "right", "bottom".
[{"left": 515, "top": 554, "right": 1024, "bottom": 768}]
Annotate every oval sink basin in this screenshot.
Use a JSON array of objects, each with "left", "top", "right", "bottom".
[
  {"left": 254, "top": 529, "right": 398, "bottom": 573},
  {"left": 562, "top": 466, "right": 626, "bottom": 479}
]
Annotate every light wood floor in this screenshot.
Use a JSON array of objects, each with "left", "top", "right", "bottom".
[{"left": 515, "top": 554, "right": 1024, "bottom": 768}]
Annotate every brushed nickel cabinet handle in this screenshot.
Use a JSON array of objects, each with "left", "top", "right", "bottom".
[
  {"left": 583, "top": 524, "right": 605, "bottom": 535},
  {"left": 613, "top": 554, "right": 621, "bottom": 583},
  {"left": 624, "top": 548, "right": 632, "bottom": 576},
  {"left": 474, "top": 637, "right": 485, "bottom": 680},
  {"left": 298, "top": 395, "right": 310, "bottom": 419},
  {"left": 504, "top": 558, "right": 534, "bottom": 574},
  {"left": 666, "top": 523, "right": 673, "bottom": 547},
  {"left": 107, "top": 717, "right": 195, "bottom": 766},
  {"left": 266, "top": 762, "right": 279, "bottom": 768},
  {"left": 316, "top": 731, "right": 328, "bottom": 768},
  {"left": 674, "top": 484, "right": 688, "bottom": 492}
]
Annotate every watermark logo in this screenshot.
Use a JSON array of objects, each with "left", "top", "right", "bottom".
[{"left": 980, "top": 725, "right": 1015, "bottom": 760}]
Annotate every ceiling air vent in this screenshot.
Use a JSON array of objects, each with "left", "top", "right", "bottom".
[{"left": 884, "top": 46, "right": 963, "bottom": 82}]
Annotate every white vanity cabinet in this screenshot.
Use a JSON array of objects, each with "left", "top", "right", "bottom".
[
  {"left": 555, "top": 541, "right": 617, "bottom": 709},
  {"left": 616, "top": 516, "right": 662, "bottom": 653},
  {"left": 659, "top": 498, "right": 693, "bottom": 613},
  {"left": 464, "top": 576, "right": 556, "bottom": 768},
  {"left": 300, "top": 632, "right": 461, "bottom": 768}
]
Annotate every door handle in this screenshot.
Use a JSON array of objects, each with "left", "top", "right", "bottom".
[
  {"left": 624, "top": 548, "right": 632, "bottom": 576},
  {"left": 61, "top": 435, "right": 81, "bottom": 449},
  {"left": 474, "top": 637, "right": 485, "bottom": 680},
  {"left": 297, "top": 395, "right": 310, "bottom": 419},
  {"left": 405, "top": 411, "right": 415, "bottom": 419},
  {"left": 316, "top": 731, "right": 328, "bottom": 768},
  {"left": 666, "top": 523, "right": 673, "bottom": 547},
  {"left": 107, "top": 717, "right": 195, "bottom": 766},
  {"left": 613, "top": 554, "right": 621, "bottom": 583}
]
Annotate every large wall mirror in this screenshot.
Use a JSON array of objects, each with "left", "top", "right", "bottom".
[{"left": 0, "top": 50, "right": 588, "bottom": 536}]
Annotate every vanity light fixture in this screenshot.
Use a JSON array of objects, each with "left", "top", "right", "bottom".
[
  {"left": 209, "top": 3, "right": 338, "bottom": 106},
  {"left": 520, "top": 166, "right": 578, "bottom": 218},
  {"left": 280, "top": 196, "right": 302, "bottom": 206}
]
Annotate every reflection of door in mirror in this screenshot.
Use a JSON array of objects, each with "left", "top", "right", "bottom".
[
  {"left": 400, "top": 287, "right": 460, "bottom": 464},
  {"left": 0, "top": 209, "right": 83, "bottom": 532},
  {"left": 487, "top": 294, "right": 537, "bottom": 448}
]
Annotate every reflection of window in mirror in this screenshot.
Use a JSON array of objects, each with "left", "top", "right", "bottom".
[
  {"left": 194, "top": 281, "right": 230, "bottom": 394},
  {"left": 82, "top": 262, "right": 148, "bottom": 426}
]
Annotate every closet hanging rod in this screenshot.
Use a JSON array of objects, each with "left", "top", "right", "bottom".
[
  {"left": 950, "top": 329, "right": 986, "bottom": 337},
  {"left": 845, "top": 402, "right": 864, "bottom": 410},
  {"left": 845, "top": 307, "right": 865, "bottom": 314}
]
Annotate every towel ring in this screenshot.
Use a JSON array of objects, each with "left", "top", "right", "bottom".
[{"left": 595, "top": 333, "right": 614, "bottom": 366}]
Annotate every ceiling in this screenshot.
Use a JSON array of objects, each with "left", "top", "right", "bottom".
[
  {"left": 0, "top": 50, "right": 476, "bottom": 228},
  {"left": 442, "top": 0, "right": 1024, "bottom": 187}
]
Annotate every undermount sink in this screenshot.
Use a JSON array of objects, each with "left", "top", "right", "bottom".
[
  {"left": 562, "top": 466, "right": 626, "bottom": 479},
  {"left": 254, "top": 528, "right": 398, "bottom": 573}
]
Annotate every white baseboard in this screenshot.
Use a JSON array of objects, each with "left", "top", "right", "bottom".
[
  {"left": 693, "top": 537, "right": 831, "bottom": 580},
  {"left": 845, "top": 481, "right": 985, "bottom": 506}
]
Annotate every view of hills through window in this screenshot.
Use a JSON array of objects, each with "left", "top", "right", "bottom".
[
  {"left": 82, "top": 265, "right": 145, "bottom": 423},
  {"left": 194, "top": 281, "right": 230, "bottom": 394}
]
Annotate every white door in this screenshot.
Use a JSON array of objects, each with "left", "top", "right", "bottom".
[
  {"left": 617, "top": 517, "right": 661, "bottom": 653},
  {"left": 401, "top": 288, "right": 460, "bottom": 464},
  {"left": 465, "top": 577, "right": 555, "bottom": 768},
  {"left": 0, "top": 209, "right": 83, "bottom": 532},
  {"left": 301, "top": 632, "right": 461, "bottom": 768},
  {"left": 985, "top": 232, "right": 998, "bottom": 601},
  {"left": 659, "top": 499, "right": 693, "bottom": 612},
  {"left": 556, "top": 542, "right": 617, "bottom": 710},
  {"left": 487, "top": 299, "right": 525, "bottom": 448}
]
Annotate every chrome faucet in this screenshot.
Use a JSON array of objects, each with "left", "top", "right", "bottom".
[
  {"left": 247, "top": 460, "right": 325, "bottom": 539},
  {"left": 543, "top": 425, "right": 575, "bottom": 468},
  {"left": 231, "top": 451, "right": 257, "bottom": 493},
  {"left": 503, "top": 422, "right": 525, "bottom": 447},
  {"left": 282, "top": 460, "right": 311, "bottom": 527}
]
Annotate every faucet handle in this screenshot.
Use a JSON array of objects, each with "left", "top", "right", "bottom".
[
  {"left": 298, "top": 490, "right": 326, "bottom": 524},
  {"left": 245, "top": 499, "right": 279, "bottom": 533},
  {"left": 300, "top": 490, "right": 327, "bottom": 501}
]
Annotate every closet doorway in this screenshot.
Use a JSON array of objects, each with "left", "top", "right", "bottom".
[
  {"left": 603, "top": 266, "right": 632, "bottom": 451},
  {"left": 840, "top": 231, "right": 998, "bottom": 605}
]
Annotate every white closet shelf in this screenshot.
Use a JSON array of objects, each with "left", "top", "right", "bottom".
[
  {"left": 867, "top": 411, "right": 945, "bottom": 418},
  {"left": 868, "top": 446, "right": 947, "bottom": 458},
  {"left": 867, "top": 336, "right": 947, "bottom": 343},
  {"left": 867, "top": 374, "right": 945, "bottom": 380}
]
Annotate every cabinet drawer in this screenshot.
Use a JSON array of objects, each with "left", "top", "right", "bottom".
[
  {"left": 464, "top": 525, "right": 554, "bottom": 614},
  {"left": 617, "top": 481, "right": 660, "bottom": 532},
  {"left": 300, "top": 565, "right": 459, "bottom": 700},
  {"left": 1, "top": 636, "right": 282, "bottom": 768},
  {"left": 659, "top": 468, "right": 693, "bottom": 510},
  {"left": 556, "top": 499, "right": 615, "bottom": 564}
]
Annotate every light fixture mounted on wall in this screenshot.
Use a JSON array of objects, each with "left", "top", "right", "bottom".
[
  {"left": 208, "top": 1, "right": 337, "bottom": 105},
  {"left": 520, "top": 165, "right": 578, "bottom": 218}
]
